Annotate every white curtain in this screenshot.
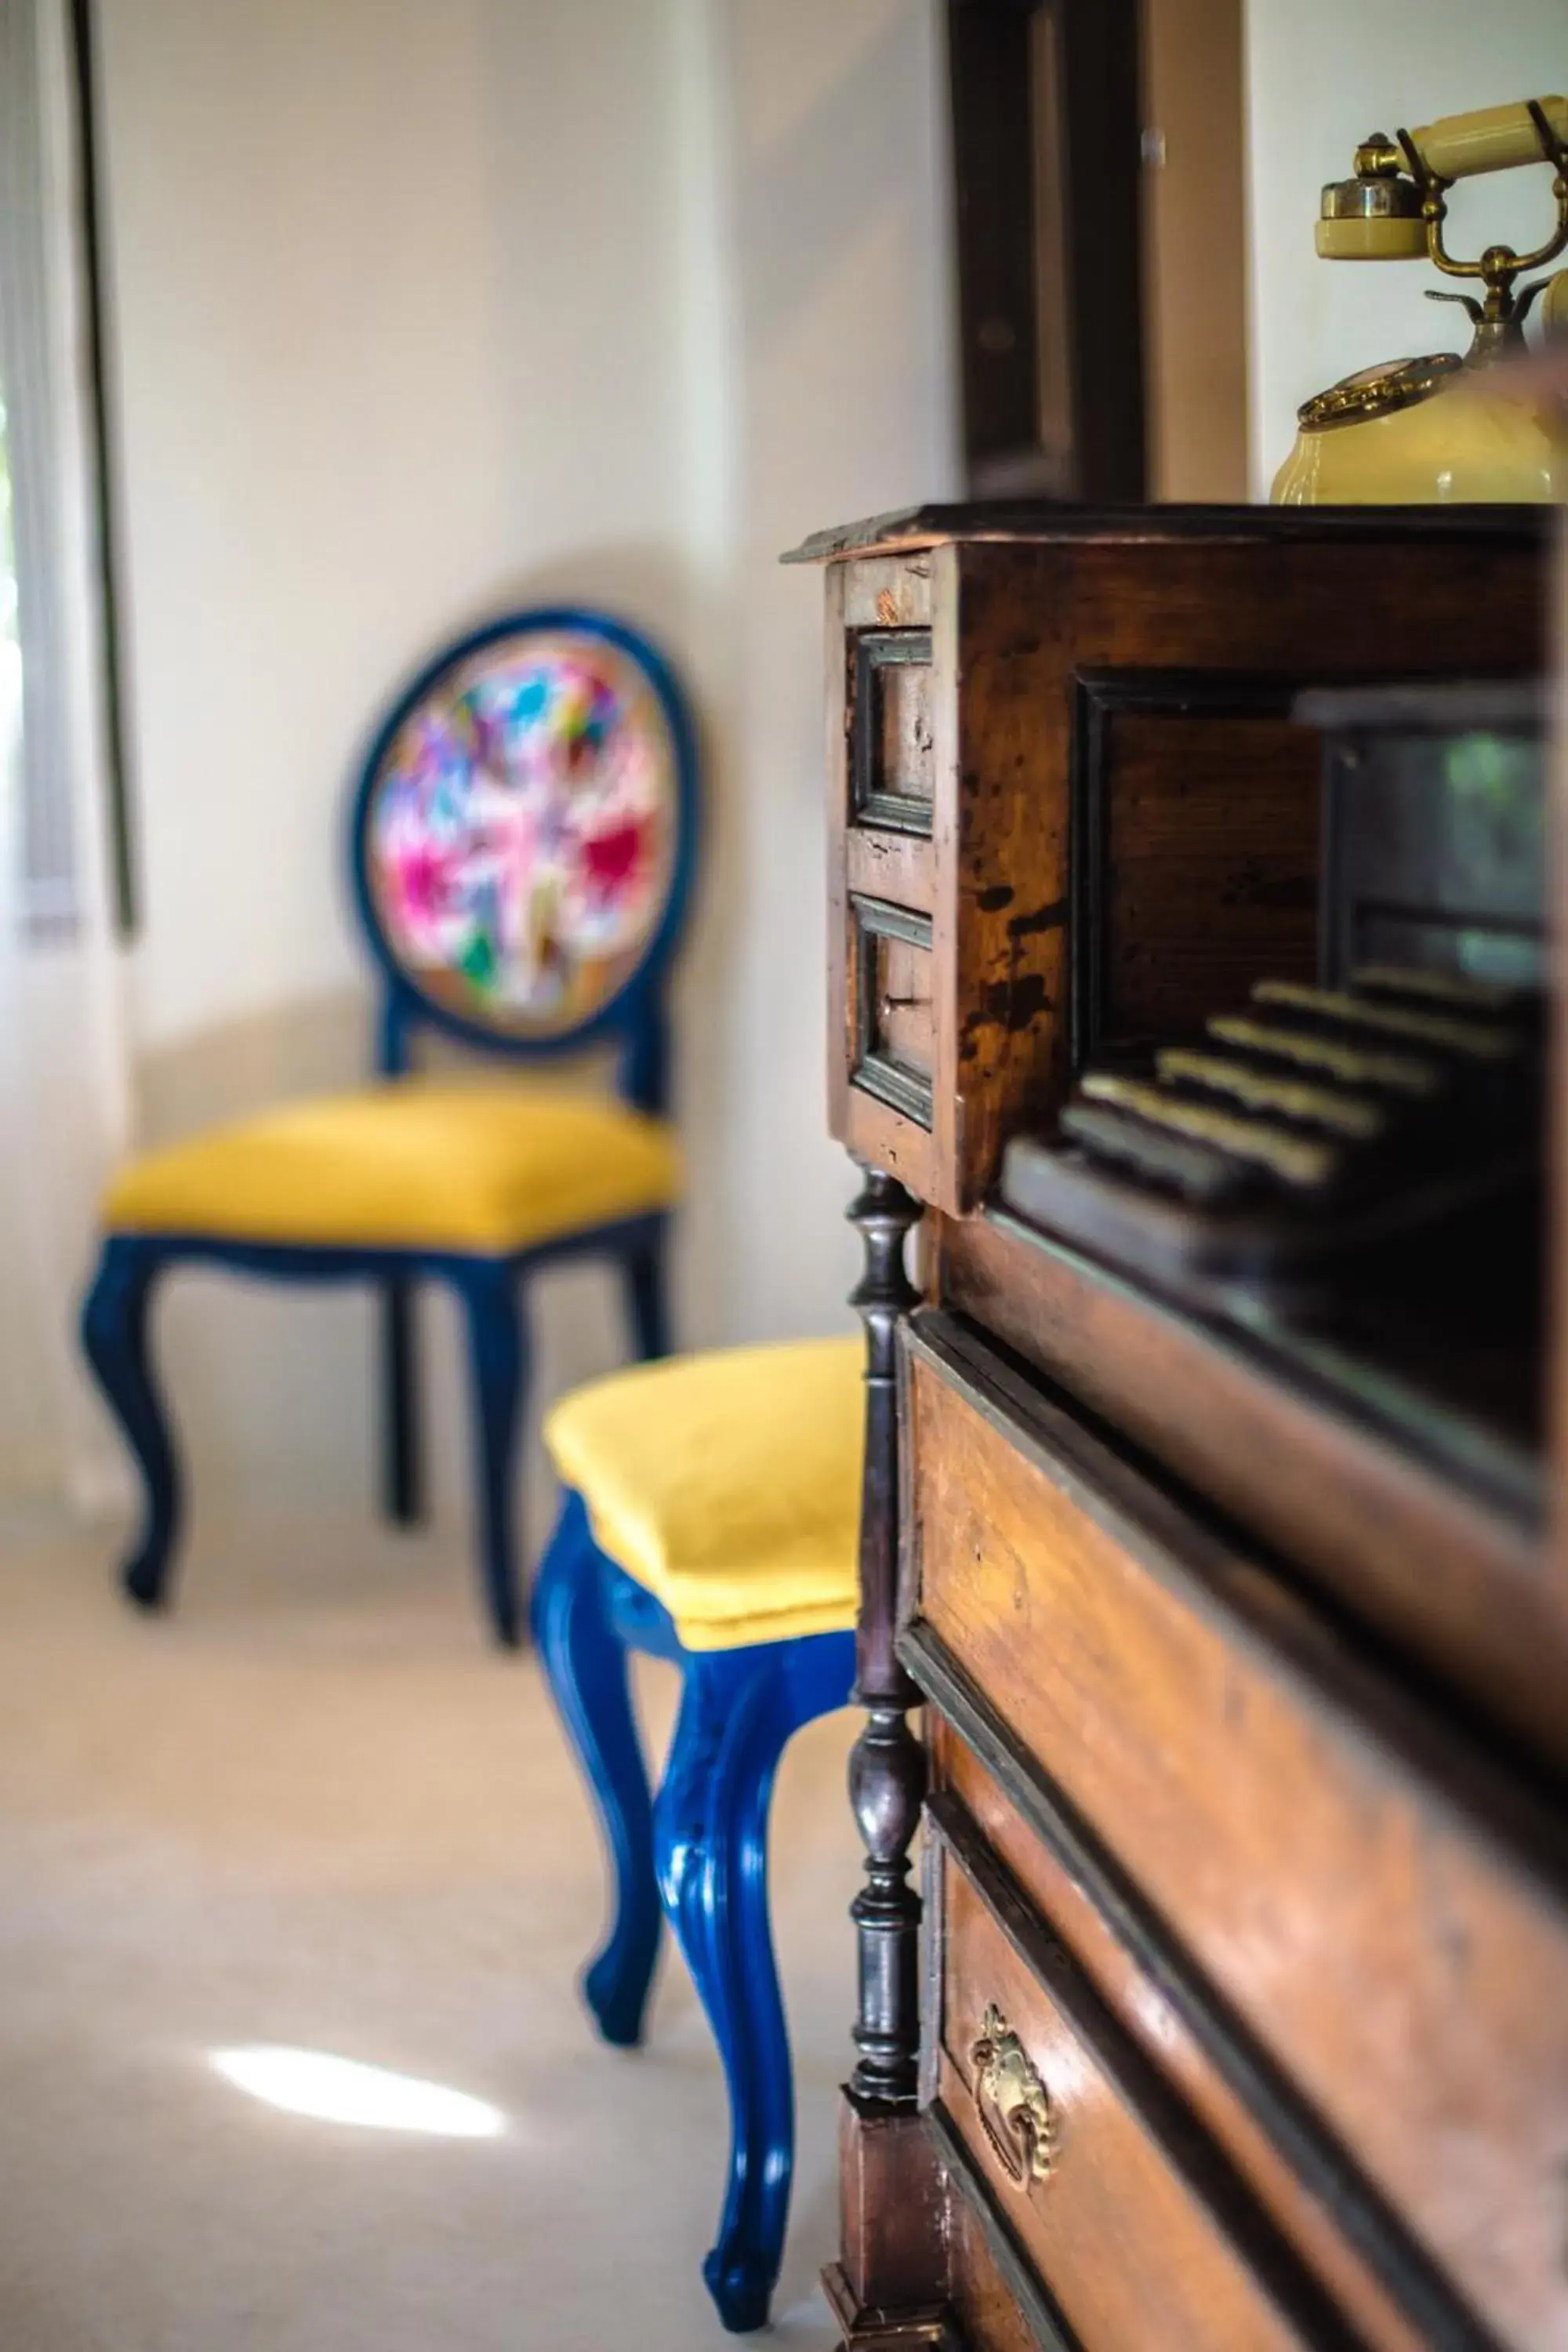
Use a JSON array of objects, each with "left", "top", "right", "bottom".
[{"left": 0, "top": 0, "right": 132, "bottom": 1512}]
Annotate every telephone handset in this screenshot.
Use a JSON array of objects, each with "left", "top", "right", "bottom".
[{"left": 1272, "top": 96, "right": 1568, "bottom": 504}]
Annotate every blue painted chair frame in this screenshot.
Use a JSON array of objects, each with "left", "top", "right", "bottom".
[
  {"left": 532, "top": 1489, "right": 855, "bottom": 2332},
  {"left": 81, "top": 609, "right": 699, "bottom": 1647}
]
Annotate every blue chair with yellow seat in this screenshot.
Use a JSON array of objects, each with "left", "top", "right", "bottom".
[
  {"left": 81, "top": 609, "right": 698, "bottom": 1647},
  {"left": 533, "top": 1334, "right": 862, "bottom": 2332}
]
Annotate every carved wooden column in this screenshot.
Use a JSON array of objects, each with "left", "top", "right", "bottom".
[
  {"left": 825, "top": 1165, "right": 947, "bottom": 2348},
  {"left": 845, "top": 1166, "right": 924, "bottom": 2100}
]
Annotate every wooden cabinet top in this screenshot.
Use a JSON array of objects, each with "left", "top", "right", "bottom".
[{"left": 783, "top": 498, "right": 1556, "bottom": 564}]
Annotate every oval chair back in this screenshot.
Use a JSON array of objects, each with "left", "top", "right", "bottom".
[
  {"left": 350, "top": 608, "right": 699, "bottom": 1110},
  {"left": 82, "top": 605, "right": 699, "bottom": 1650}
]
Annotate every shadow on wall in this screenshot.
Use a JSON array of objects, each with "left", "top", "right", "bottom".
[{"left": 124, "top": 539, "right": 742, "bottom": 1555}]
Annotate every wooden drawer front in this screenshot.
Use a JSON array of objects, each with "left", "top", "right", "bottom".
[
  {"left": 928, "top": 1803, "right": 1348, "bottom": 2352},
  {"left": 931, "top": 1717, "right": 1423, "bottom": 2352},
  {"left": 828, "top": 554, "right": 946, "bottom": 1203},
  {"left": 903, "top": 1313, "right": 1568, "bottom": 2352},
  {"left": 851, "top": 896, "right": 935, "bottom": 1127},
  {"left": 851, "top": 627, "right": 935, "bottom": 832},
  {"left": 945, "top": 2176, "right": 1059, "bottom": 2352}
]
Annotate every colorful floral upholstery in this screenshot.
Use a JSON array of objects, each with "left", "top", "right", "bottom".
[{"left": 359, "top": 626, "right": 681, "bottom": 1040}]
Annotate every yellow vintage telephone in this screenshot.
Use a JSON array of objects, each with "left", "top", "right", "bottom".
[{"left": 1272, "top": 96, "right": 1568, "bottom": 503}]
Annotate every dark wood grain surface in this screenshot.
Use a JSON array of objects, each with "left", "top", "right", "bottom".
[
  {"left": 827, "top": 2099, "right": 948, "bottom": 2350},
  {"left": 811, "top": 505, "right": 1559, "bottom": 2352},
  {"left": 929, "top": 1719, "right": 1423, "bottom": 2352},
  {"left": 933, "top": 1824, "right": 1350, "bottom": 2351},
  {"left": 784, "top": 503, "right": 1556, "bottom": 564},
  {"left": 1094, "top": 706, "right": 1319, "bottom": 1046},
  {"left": 936, "top": 1207, "right": 1563, "bottom": 1772},
  {"left": 824, "top": 518, "right": 1548, "bottom": 1212},
  {"left": 944, "top": 2172, "right": 1061, "bottom": 2352},
  {"left": 906, "top": 1315, "right": 1568, "bottom": 2350}
]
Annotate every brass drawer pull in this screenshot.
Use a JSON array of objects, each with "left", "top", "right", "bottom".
[{"left": 970, "top": 2004, "right": 1054, "bottom": 2188}]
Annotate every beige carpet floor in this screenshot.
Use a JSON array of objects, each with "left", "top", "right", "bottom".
[{"left": 0, "top": 1503, "right": 859, "bottom": 2350}]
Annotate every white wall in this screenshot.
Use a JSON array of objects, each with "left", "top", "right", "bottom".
[
  {"left": 93, "top": 0, "right": 956, "bottom": 1530},
  {"left": 103, "top": 0, "right": 698, "bottom": 1055},
  {"left": 703, "top": 1, "right": 959, "bottom": 1341},
  {"left": 1244, "top": 0, "right": 1568, "bottom": 495}
]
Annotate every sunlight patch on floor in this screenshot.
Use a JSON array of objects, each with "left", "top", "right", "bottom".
[{"left": 210, "top": 2046, "right": 506, "bottom": 2140}]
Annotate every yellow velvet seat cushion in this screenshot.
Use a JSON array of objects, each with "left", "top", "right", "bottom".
[
  {"left": 101, "top": 1082, "right": 682, "bottom": 1255},
  {"left": 543, "top": 1335, "right": 862, "bottom": 1650}
]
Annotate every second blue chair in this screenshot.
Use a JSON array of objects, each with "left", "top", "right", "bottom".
[
  {"left": 533, "top": 1334, "right": 862, "bottom": 2331},
  {"left": 81, "top": 609, "right": 699, "bottom": 1646}
]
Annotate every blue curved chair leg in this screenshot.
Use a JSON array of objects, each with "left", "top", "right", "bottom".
[
  {"left": 379, "top": 1276, "right": 423, "bottom": 1526},
  {"left": 80, "top": 1236, "right": 183, "bottom": 1611},
  {"left": 456, "top": 1259, "right": 528, "bottom": 1648},
  {"left": 653, "top": 1630, "right": 856, "bottom": 2332},
  {"left": 532, "top": 1494, "right": 662, "bottom": 2044},
  {"left": 620, "top": 1221, "right": 671, "bottom": 1363}
]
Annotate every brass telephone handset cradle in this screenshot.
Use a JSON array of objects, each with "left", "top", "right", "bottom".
[
  {"left": 1275, "top": 93, "right": 1568, "bottom": 501},
  {"left": 1388, "top": 99, "right": 1568, "bottom": 359}
]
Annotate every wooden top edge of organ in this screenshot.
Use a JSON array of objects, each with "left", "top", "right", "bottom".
[{"left": 783, "top": 499, "right": 1558, "bottom": 561}]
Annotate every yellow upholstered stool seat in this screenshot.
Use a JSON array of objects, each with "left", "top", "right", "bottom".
[
  {"left": 543, "top": 1334, "right": 862, "bottom": 1650},
  {"left": 102, "top": 1081, "right": 683, "bottom": 1255}
]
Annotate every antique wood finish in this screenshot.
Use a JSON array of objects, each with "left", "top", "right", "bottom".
[
  {"left": 866, "top": 926, "right": 935, "bottom": 1080},
  {"left": 935, "top": 1207, "right": 1563, "bottom": 1769},
  {"left": 821, "top": 2269, "right": 947, "bottom": 2352},
  {"left": 944, "top": 533, "right": 1542, "bottom": 1206},
  {"left": 853, "top": 627, "right": 937, "bottom": 829},
  {"left": 787, "top": 502, "right": 1559, "bottom": 566},
  {"left": 928, "top": 1802, "right": 1359, "bottom": 2352},
  {"left": 933, "top": 2104, "right": 1080, "bottom": 2352},
  {"left": 827, "top": 561, "right": 940, "bottom": 1205},
  {"left": 846, "top": 828, "right": 936, "bottom": 916},
  {"left": 804, "top": 507, "right": 1560, "bottom": 2352},
  {"left": 1070, "top": 677, "right": 1319, "bottom": 1061},
  {"left": 825, "top": 2094, "right": 948, "bottom": 2352},
  {"left": 928, "top": 1719, "right": 1424, "bottom": 2352},
  {"left": 903, "top": 1311, "right": 1568, "bottom": 2350},
  {"left": 811, "top": 514, "right": 1548, "bottom": 1214},
  {"left": 909, "top": 1624, "right": 1508, "bottom": 2352},
  {"left": 942, "top": 2201, "right": 1058, "bottom": 2352},
  {"left": 833, "top": 1171, "right": 949, "bottom": 2347},
  {"left": 851, "top": 899, "right": 936, "bottom": 1130},
  {"left": 846, "top": 1171, "right": 927, "bottom": 2109}
]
